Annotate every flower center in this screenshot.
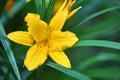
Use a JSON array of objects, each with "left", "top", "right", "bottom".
[{"left": 37, "top": 39, "right": 49, "bottom": 48}]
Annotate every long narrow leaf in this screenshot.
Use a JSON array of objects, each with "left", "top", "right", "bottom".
[
  {"left": 44, "top": 0, "right": 56, "bottom": 23},
  {"left": 0, "top": 20, "right": 21, "bottom": 80},
  {"left": 47, "top": 61, "right": 91, "bottom": 80},
  {"left": 71, "top": 6, "right": 120, "bottom": 31},
  {"left": 84, "top": 67, "right": 120, "bottom": 78},
  {"left": 77, "top": 15, "right": 120, "bottom": 39},
  {"left": 0, "top": 34, "right": 6, "bottom": 39},
  {"left": 34, "top": 0, "right": 41, "bottom": 14},
  {"left": 74, "top": 40, "right": 120, "bottom": 50},
  {"left": 72, "top": 0, "right": 83, "bottom": 9},
  {"left": 77, "top": 53, "right": 120, "bottom": 70},
  {"left": 41, "top": 0, "right": 45, "bottom": 19}
]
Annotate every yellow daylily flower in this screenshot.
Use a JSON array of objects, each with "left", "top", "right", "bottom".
[
  {"left": 7, "top": 0, "right": 79, "bottom": 71},
  {"left": 53, "top": 0, "right": 82, "bottom": 19},
  {"left": 53, "top": 0, "right": 65, "bottom": 14}
]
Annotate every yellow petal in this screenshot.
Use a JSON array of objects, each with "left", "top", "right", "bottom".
[
  {"left": 62, "top": 0, "right": 81, "bottom": 19},
  {"left": 53, "top": 0, "right": 67, "bottom": 15},
  {"left": 7, "top": 31, "right": 34, "bottom": 46},
  {"left": 64, "top": 0, "right": 74, "bottom": 11},
  {"left": 49, "top": 10, "right": 68, "bottom": 31},
  {"left": 49, "top": 0, "right": 68, "bottom": 31},
  {"left": 67, "top": 6, "right": 82, "bottom": 19},
  {"left": 25, "top": 13, "right": 48, "bottom": 42},
  {"left": 26, "top": 0, "right": 31, "bottom": 3},
  {"left": 24, "top": 44, "right": 48, "bottom": 71},
  {"left": 49, "top": 0, "right": 80, "bottom": 31},
  {"left": 49, "top": 31, "right": 79, "bottom": 51},
  {"left": 49, "top": 51, "right": 71, "bottom": 68}
]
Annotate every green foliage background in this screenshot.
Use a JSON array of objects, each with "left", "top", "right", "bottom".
[{"left": 0, "top": 0, "right": 120, "bottom": 80}]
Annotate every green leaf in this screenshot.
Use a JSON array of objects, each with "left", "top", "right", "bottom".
[
  {"left": 34, "top": 0, "right": 41, "bottom": 15},
  {"left": 71, "top": 6, "right": 120, "bottom": 31},
  {"left": 74, "top": 40, "right": 120, "bottom": 50},
  {"left": 41, "top": 0, "right": 45, "bottom": 19},
  {"left": 0, "top": 33, "right": 6, "bottom": 39},
  {"left": 47, "top": 61, "right": 91, "bottom": 80},
  {"left": 84, "top": 67, "right": 120, "bottom": 78},
  {"left": 77, "top": 15, "right": 120, "bottom": 39},
  {"left": 72, "top": 0, "right": 83, "bottom": 9},
  {"left": 77, "top": 53, "right": 120, "bottom": 70},
  {"left": 0, "top": 20, "right": 21, "bottom": 80},
  {"left": 21, "top": 70, "right": 33, "bottom": 80},
  {"left": 34, "top": 0, "right": 46, "bottom": 19},
  {"left": 44, "top": 0, "right": 56, "bottom": 23}
]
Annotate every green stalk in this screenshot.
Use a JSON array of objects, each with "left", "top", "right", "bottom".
[{"left": 0, "top": 20, "right": 21, "bottom": 80}]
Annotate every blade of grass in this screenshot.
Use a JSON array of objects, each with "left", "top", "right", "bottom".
[
  {"left": 71, "top": 6, "right": 120, "bottom": 31},
  {"left": 84, "top": 67, "right": 120, "bottom": 78},
  {"left": 76, "top": 15, "right": 120, "bottom": 39},
  {"left": 64, "top": 0, "right": 103, "bottom": 30},
  {"left": 21, "top": 70, "right": 33, "bottom": 80},
  {"left": 74, "top": 40, "right": 120, "bottom": 50},
  {"left": 72, "top": 0, "right": 83, "bottom": 9},
  {"left": 0, "top": 20, "right": 21, "bottom": 80},
  {"left": 0, "top": 55, "right": 3, "bottom": 61},
  {"left": 77, "top": 53, "right": 120, "bottom": 70},
  {"left": 47, "top": 61, "right": 91, "bottom": 80},
  {"left": 0, "top": 34, "right": 7, "bottom": 39},
  {"left": 41, "top": 0, "right": 45, "bottom": 20},
  {"left": 34, "top": 0, "right": 46, "bottom": 19},
  {"left": 34, "top": 0, "right": 41, "bottom": 14},
  {"left": 44, "top": 0, "right": 56, "bottom": 23}
]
